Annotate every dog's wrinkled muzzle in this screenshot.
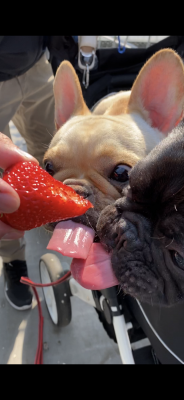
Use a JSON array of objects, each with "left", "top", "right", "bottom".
[{"left": 97, "top": 206, "right": 165, "bottom": 304}]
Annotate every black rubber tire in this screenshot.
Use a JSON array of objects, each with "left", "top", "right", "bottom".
[
  {"left": 94, "top": 307, "right": 117, "bottom": 343},
  {"left": 39, "top": 253, "right": 72, "bottom": 327}
]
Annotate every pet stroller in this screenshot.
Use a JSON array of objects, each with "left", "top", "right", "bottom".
[{"left": 40, "top": 36, "right": 184, "bottom": 364}]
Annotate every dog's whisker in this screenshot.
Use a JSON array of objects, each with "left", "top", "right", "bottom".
[
  {"left": 86, "top": 214, "right": 94, "bottom": 230},
  {"left": 172, "top": 184, "right": 184, "bottom": 197},
  {"left": 158, "top": 301, "right": 161, "bottom": 320},
  {"left": 165, "top": 237, "right": 174, "bottom": 248},
  {"left": 150, "top": 236, "right": 165, "bottom": 240},
  {"left": 119, "top": 289, "right": 126, "bottom": 300},
  {"left": 45, "top": 128, "right": 54, "bottom": 139},
  {"left": 116, "top": 285, "right": 122, "bottom": 296},
  {"left": 41, "top": 143, "right": 50, "bottom": 150}
]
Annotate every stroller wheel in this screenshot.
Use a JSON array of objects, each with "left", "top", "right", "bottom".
[{"left": 39, "top": 253, "right": 72, "bottom": 327}]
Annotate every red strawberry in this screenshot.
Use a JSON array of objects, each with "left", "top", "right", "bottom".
[{"left": 1, "top": 161, "right": 93, "bottom": 231}]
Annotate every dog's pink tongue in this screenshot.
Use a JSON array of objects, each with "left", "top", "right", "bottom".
[
  {"left": 70, "top": 243, "right": 119, "bottom": 290},
  {"left": 47, "top": 220, "right": 119, "bottom": 290},
  {"left": 47, "top": 220, "right": 95, "bottom": 259}
]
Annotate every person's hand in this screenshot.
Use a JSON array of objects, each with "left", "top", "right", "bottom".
[{"left": 0, "top": 133, "right": 38, "bottom": 240}]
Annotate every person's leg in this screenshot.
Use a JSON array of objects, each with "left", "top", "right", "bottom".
[
  {"left": 3, "top": 123, "right": 11, "bottom": 138},
  {"left": 2, "top": 52, "right": 55, "bottom": 310},
  {"left": 1, "top": 52, "right": 55, "bottom": 265},
  {"left": 0, "top": 238, "right": 26, "bottom": 262},
  {"left": 0, "top": 78, "right": 26, "bottom": 265},
  {"left": 12, "top": 52, "right": 55, "bottom": 167},
  {"left": 0, "top": 78, "right": 32, "bottom": 309}
]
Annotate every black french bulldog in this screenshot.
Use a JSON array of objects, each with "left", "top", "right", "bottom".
[{"left": 97, "top": 122, "right": 184, "bottom": 306}]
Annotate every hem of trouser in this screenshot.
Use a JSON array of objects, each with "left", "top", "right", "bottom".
[
  {"left": 1, "top": 256, "right": 26, "bottom": 263},
  {"left": 0, "top": 238, "right": 26, "bottom": 263}
]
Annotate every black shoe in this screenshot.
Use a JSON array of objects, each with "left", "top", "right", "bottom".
[{"left": 3, "top": 260, "right": 33, "bottom": 310}]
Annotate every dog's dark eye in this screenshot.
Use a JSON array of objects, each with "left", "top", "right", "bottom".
[
  {"left": 45, "top": 162, "right": 55, "bottom": 176},
  {"left": 110, "top": 164, "right": 131, "bottom": 182},
  {"left": 171, "top": 251, "right": 184, "bottom": 270}
]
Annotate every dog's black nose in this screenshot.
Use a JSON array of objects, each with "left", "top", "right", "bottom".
[
  {"left": 115, "top": 218, "right": 142, "bottom": 252},
  {"left": 63, "top": 179, "right": 93, "bottom": 200},
  {"left": 73, "top": 186, "right": 92, "bottom": 199}
]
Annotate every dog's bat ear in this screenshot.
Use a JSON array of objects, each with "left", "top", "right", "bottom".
[
  {"left": 128, "top": 49, "right": 184, "bottom": 135},
  {"left": 129, "top": 124, "right": 184, "bottom": 206},
  {"left": 53, "top": 61, "right": 90, "bottom": 129}
]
